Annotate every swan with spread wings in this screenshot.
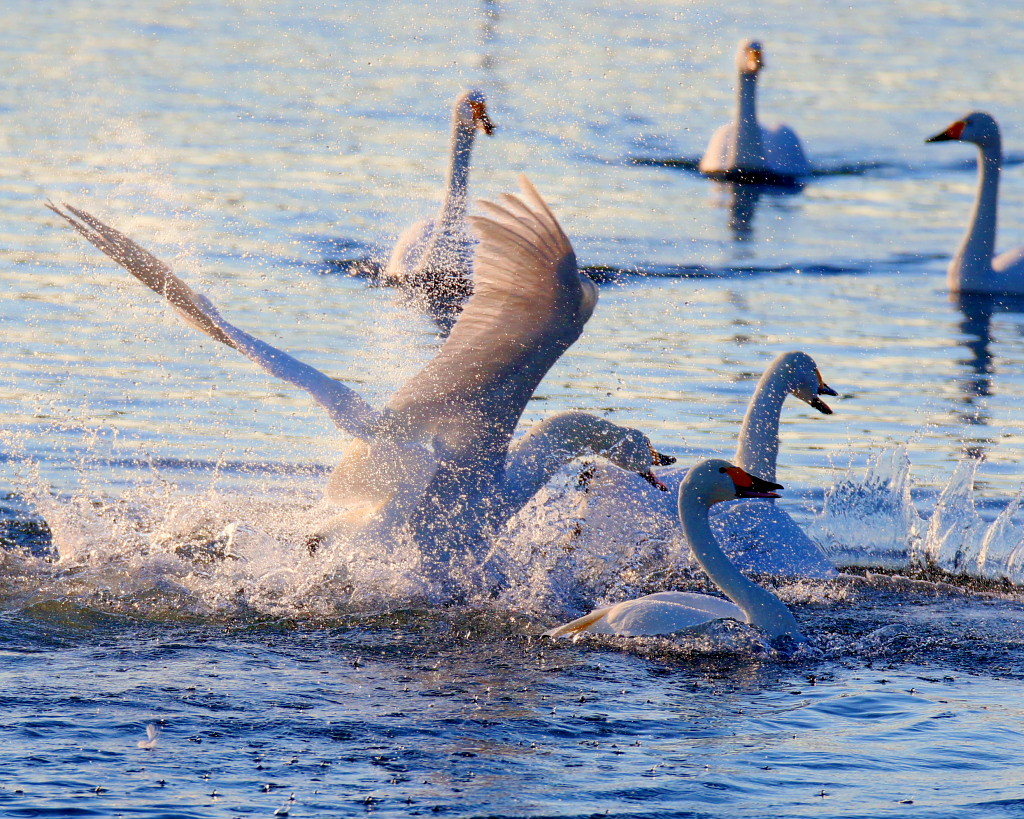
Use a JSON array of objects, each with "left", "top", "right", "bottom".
[{"left": 47, "top": 177, "right": 672, "bottom": 589}]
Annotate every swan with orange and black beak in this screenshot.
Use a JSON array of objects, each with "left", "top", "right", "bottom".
[{"left": 546, "top": 458, "right": 807, "bottom": 648}]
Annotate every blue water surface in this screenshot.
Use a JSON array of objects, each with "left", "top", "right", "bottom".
[{"left": 3, "top": 0, "right": 1024, "bottom": 816}]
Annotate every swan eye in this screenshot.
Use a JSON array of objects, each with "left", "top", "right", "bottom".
[{"left": 719, "top": 467, "right": 728, "bottom": 473}]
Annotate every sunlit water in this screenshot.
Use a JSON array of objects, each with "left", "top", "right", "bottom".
[{"left": 4, "top": 0, "right": 1024, "bottom": 816}]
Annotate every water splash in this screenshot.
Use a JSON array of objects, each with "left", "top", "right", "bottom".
[
  {"left": 924, "top": 458, "right": 986, "bottom": 573},
  {"left": 814, "top": 447, "right": 1024, "bottom": 586},
  {"left": 810, "top": 446, "right": 923, "bottom": 569}
]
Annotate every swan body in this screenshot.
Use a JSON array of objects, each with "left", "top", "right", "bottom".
[
  {"left": 382, "top": 90, "right": 495, "bottom": 328},
  {"left": 927, "top": 112, "right": 1024, "bottom": 296},
  {"left": 48, "top": 177, "right": 672, "bottom": 589},
  {"left": 699, "top": 40, "right": 810, "bottom": 184},
  {"left": 561, "top": 352, "right": 838, "bottom": 578},
  {"left": 547, "top": 459, "right": 807, "bottom": 645}
]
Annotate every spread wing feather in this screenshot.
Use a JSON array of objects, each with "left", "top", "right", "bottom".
[
  {"left": 47, "top": 203, "right": 378, "bottom": 438},
  {"left": 382, "top": 176, "right": 596, "bottom": 460}
]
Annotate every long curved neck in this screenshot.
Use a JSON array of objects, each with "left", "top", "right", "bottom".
[
  {"left": 496, "top": 412, "right": 623, "bottom": 523},
  {"left": 437, "top": 117, "right": 476, "bottom": 231},
  {"left": 731, "top": 72, "right": 764, "bottom": 167},
  {"left": 734, "top": 366, "right": 787, "bottom": 482},
  {"left": 679, "top": 488, "right": 802, "bottom": 639},
  {"left": 951, "top": 140, "right": 1002, "bottom": 291}
]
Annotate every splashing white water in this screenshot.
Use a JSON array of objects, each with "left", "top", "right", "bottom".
[
  {"left": 810, "top": 446, "right": 924, "bottom": 569},
  {"left": 813, "top": 447, "right": 1024, "bottom": 585}
]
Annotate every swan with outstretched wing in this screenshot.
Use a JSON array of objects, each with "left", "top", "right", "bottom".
[{"left": 48, "top": 178, "right": 671, "bottom": 588}]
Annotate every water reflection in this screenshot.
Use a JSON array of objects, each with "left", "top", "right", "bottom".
[
  {"left": 951, "top": 294, "right": 1024, "bottom": 456},
  {"left": 478, "top": 0, "right": 501, "bottom": 81},
  {"left": 711, "top": 182, "right": 803, "bottom": 245}
]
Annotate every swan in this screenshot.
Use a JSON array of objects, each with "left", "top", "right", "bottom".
[
  {"left": 545, "top": 458, "right": 807, "bottom": 647},
  {"left": 381, "top": 90, "right": 495, "bottom": 329},
  {"left": 926, "top": 112, "right": 1024, "bottom": 296},
  {"left": 699, "top": 39, "right": 810, "bottom": 184},
  {"left": 709, "top": 350, "right": 838, "bottom": 578},
  {"left": 565, "top": 351, "right": 838, "bottom": 578},
  {"left": 46, "top": 177, "right": 673, "bottom": 589}
]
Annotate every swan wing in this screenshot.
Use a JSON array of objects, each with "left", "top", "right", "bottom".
[
  {"left": 763, "top": 124, "right": 810, "bottom": 176},
  {"left": 381, "top": 175, "right": 596, "bottom": 457},
  {"left": 544, "top": 592, "right": 745, "bottom": 639},
  {"left": 603, "top": 594, "right": 744, "bottom": 636},
  {"left": 543, "top": 604, "right": 617, "bottom": 638},
  {"left": 47, "top": 203, "right": 379, "bottom": 439}
]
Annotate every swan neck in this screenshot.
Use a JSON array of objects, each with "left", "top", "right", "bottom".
[
  {"left": 734, "top": 370, "right": 787, "bottom": 482},
  {"left": 952, "top": 142, "right": 1002, "bottom": 291},
  {"left": 679, "top": 489, "right": 799, "bottom": 639},
  {"left": 496, "top": 413, "right": 614, "bottom": 523},
  {"left": 732, "top": 72, "right": 763, "bottom": 166},
  {"left": 438, "top": 118, "right": 476, "bottom": 230}
]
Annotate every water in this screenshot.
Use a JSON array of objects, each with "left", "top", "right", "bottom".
[{"left": 4, "top": 0, "right": 1024, "bottom": 815}]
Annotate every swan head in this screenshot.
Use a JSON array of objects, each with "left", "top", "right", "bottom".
[
  {"left": 682, "top": 458, "right": 783, "bottom": 507},
  {"left": 455, "top": 90, "right": 496, "bottom": 136},
  {"left": 926, "top": 112, "right": 1000, "bottom": 149},
  {"left": 603, "top": 426, "right": 676, "bottom": 491},
  {"left": 773, "top": 351, "right": 838, "bottom": 414},
  {"left": 736, "top": 39, "right": 764, "bottom": 75}
]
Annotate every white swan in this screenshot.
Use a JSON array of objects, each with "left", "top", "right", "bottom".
[
  {"left": 546, "top": 458, "right": 807, "bottom": 647},
  {"left": 699, "top": 39, "right": 810, "bottom": 184},
  {"left": 382, "top": 90, "right": 495, "bottom": 327},
  {"left": 926, "top": 112, "right": 1024, "bottom": 296},
  {"left": 565, "top": 351, "right": 838, "bottom": 578},
  {"left": 709, "top": 351, "right": 838, "bottom": 578},
  {"left": 47, "top": 177, "right": 672, "bottom": 588}
]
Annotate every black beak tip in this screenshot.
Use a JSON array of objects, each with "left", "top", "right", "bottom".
[
  {"left": 808, "top": 396, "right": 833, "bottom": 415},
  {"left": 653, "top": 451, "right": 676, "bottom": 466},
  {"left": 819, "top": 384, "right": 839, "bottom": 397},
  {"left": 641, "top": 471, "right": 669, "bottom": 491}
]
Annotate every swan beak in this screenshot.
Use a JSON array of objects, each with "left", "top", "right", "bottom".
[
  {"left": 470, "top": 100, "right": 496, "bottom": 135},
  {"left": 640, "top": 470, "right": 669, "bottom": 492},
  {"left": 808, "top": 372, "right": 837, "bottom": 414},
  {"left": 926, "top": 120, "right": 966, "bottom": 143},
  {"left": 745, "top": 46, "right": 763, "bottom": 72},
  {"left": 651, "top": 448, "right": 676, "bottom": 466},
  {"left": 725, "top": 466, "right": 782, "bottom": 498}
]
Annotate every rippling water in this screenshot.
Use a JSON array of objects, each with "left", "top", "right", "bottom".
[{"left": 4, "top": 0, "right": 1024, "bottom": 816}]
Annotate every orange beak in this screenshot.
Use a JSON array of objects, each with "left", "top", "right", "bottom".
[
  {"left": 926, "top": 120, "right": 966, "bottom": 143},
  {"left": 724, "top": 466, "right": 782, "bottom": 498}
]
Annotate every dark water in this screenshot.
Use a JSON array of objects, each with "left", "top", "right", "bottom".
[{"left": 4, "top": 0, "right": 1024, "bottom": 816}]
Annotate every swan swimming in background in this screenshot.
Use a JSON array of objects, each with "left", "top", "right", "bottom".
[
  {"left": 382, "top": 90, "right": 495, "bottom": 329},
  {"left": 566, "top": 351, "right": 838, "bottom": 578},
  {"left": 47, "top": 177, "right": 673, "bottom": 591},
  {"left": 699, "top": 39, "right": 810, "bottom": 184},
  {"left": 546, "top": 459, "right": 807, "bottom": 648},
  {"left": 926, "top": 112, "right": 1024, "bottom": 296}
]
